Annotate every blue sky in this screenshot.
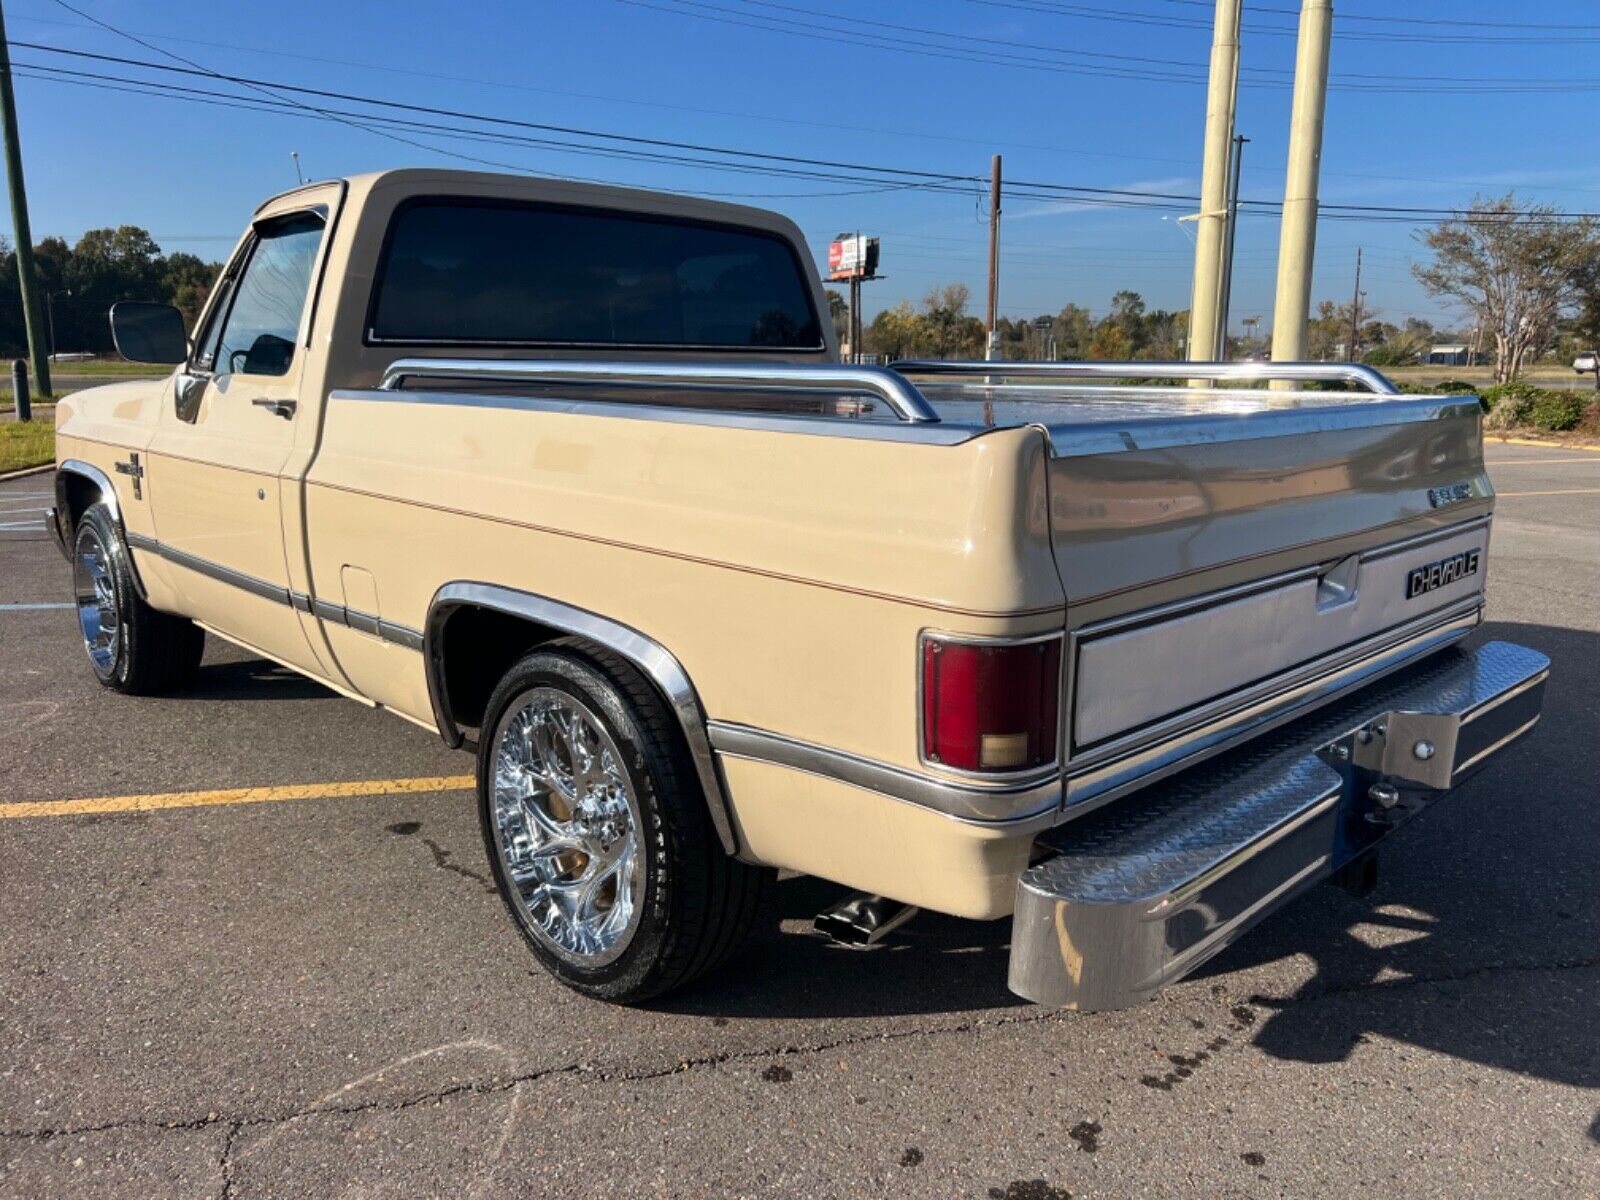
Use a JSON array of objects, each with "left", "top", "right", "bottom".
[{"left": 8, "top": 0, "right": 1600, "bottom": 331}]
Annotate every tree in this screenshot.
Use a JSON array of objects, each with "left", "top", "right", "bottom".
[
  {"left": 919, "top": 283, "right": 983, "bottom": 358},
  {"left": 0, "top": 227, "right": 223, "bottom": 356},
  {"left": 1414, "top": 194, "right": 1600, "bottom": 382},
  {"left": 1087, "top": 321, "right": 1132, "bottom": 360},
  {"left": 163, "top": 252, "right": 220, "bottom": 326},
  {"left": 1050, "top": 303, "right": 1094, "bottom": 359},
  {"left": 864, "top": 300, "right": 923, "bottom": 360}
]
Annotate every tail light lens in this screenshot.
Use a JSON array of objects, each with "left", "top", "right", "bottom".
[{"left": 921, "top": 634, "right": 1062, "bottom": 774}]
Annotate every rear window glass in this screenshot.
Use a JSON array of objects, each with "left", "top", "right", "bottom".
[{"left": 368, "top": 199, "right": 823, "bottom": 350}]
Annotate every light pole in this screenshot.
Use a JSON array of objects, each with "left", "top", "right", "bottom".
[{"left": 46, "top": 287, "right": 69, "bottom": 359}]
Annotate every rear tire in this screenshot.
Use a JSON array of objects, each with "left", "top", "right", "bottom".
[
  {"left": 72, "top": 502, "right": 205, "bottom": 695},
  {"left": 477, "top": 642, "right": 772, "bottom": 1003}
]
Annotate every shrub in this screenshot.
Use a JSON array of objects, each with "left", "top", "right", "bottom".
[
  {"left": 1479, "top": 380, "right": 1540, "bottom": 412},
  {"left": 1524, "top": 390, "right": 1588, "bottom": 432},
  {"left": 1482, "top": 397, "right": 1527, "bottom": 430}
]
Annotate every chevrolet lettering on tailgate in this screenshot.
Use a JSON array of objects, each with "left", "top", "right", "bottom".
[{"left": 1407, "top": 548, "right": 1482, "bottom": 598}]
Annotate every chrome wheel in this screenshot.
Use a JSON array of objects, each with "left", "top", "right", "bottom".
[
  {"left": 73, "top": 526, "right": 120, "bottom": 676},
  {"left": 488, "top": 687, "right": 643, "bottom": 966}
]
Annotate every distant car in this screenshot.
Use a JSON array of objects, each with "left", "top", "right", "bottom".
[{"left": 1574, "top": 352, "right": 1597, "bottom": 373}]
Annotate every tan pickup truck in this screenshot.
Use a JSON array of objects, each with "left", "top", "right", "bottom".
[{"left": 50, "top": 168, "right": 1549, "bottom": 1008}]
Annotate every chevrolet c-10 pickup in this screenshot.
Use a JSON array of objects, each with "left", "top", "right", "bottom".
[{"left": 50, "top": 168, "right": 1548, "bottom": 1006}]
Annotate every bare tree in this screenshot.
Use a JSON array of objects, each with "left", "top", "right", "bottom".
[{"left": 1413, "top": 194, "right": 1600, "bottom": 382}]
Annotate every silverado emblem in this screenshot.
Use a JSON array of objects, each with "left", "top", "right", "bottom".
[{"left": 1407, "top": 548, "right": 1480, "bottom": 598}]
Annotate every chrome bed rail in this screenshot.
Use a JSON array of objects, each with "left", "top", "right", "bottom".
[
  {"left": 889, "top": 359, "right": 1401, "bottom": 396},
  {"left": 379, "top": 357, "right": 943, "bottom": 424}
]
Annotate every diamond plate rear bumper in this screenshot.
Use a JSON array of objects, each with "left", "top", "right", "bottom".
[{"left": 1008, "top": 640, "right": 1549, "bottom": 1009}]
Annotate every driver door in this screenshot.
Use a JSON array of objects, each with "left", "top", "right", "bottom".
[{"left": 146, "top": 197, "right": 334, "bottom": 674}]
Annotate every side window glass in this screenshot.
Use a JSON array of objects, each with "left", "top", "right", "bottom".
[{"left": 213, "top": 212, "right": 326, "bottom": 377}]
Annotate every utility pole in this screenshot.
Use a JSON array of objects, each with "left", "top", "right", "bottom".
[
  {"left": 1347, "top": 247, "right": 1363, "bottom": 362},
  {"left": 0, "top": 0, "right": 50, "bottom": 399},
  {"left": 1217, "top": 133, "right": 1248, "bottom": 360},
  {"left": 1187, "top": 0, "right": 1242, "bottom": 362},
  {"left": 985, "top": 154, "right": 1001, "bottom": 361},
  {"left": 1269, "top": 0, "right": 1334, "bottom": 372}
]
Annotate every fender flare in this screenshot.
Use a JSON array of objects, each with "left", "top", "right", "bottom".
[
  {"left": 424, "top": 581, "right": 739, "bottom": 857},
  {"left": 55, "top": 459, "right": 149, "bottom": 600}
]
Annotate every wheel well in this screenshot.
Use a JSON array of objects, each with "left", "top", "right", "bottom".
[
  {"left": 435, "top": 605, "right": 564, "bottom": 734},
  {"left": 58, "top": 470, "right": 101, "bottom": 535}
]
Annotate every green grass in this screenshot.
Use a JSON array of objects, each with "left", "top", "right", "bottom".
[
  {"left": 0, "top": 419, "right": 54, "bottom": 473},
  {"left": 45, "top": 357, "right": 157, "bottom": 377}
]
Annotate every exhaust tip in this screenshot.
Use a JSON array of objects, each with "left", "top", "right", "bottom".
[{"left": 814, "top": 894, "right": 918, "bottom": 947}]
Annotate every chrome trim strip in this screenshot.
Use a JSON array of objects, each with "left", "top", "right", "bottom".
[
  {"left": 891, "top": 358, "right": 1400, "bottom": 394},
  {"left": 334, "top": 388, "right": 979, "bottom": 446},
  {"left": 379, "top": 358, "right": 943, "bottom": 424},
  {"left": 1069, "top": 594, "right": 1485, "bottom": 773},
  {"left": 311, "top": 595, "right": 423, "bottom": 651},
  {"left": 424, "top": 581, "right": 740, "bottom": 857},
  {"left": 1071, "top": 528, "right": 1490, "bottom": 751},
  {"left": 152, "top": 540, "right": 295, "bottom": 607},
  {"left": 708, "top": 721, "right": 1062, "bottom": 828},
  {"left": 1071, "top": 517, "right": 1490, "bottom": 643},
  {"left": 122, "top": 535, "right": 423, "bottom": 648},
  {"left": 1033, "top": 398, "right": 1482, "bottom": 459},
  {"left": 1062, "top": 606, "right": 1480, "bottom": 818}
]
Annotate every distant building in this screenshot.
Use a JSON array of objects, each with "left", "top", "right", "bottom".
[{"left": 1424, "top": 343, "right": 1470, "bottom": 366}]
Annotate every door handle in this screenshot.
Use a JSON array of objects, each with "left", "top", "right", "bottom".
[{"left": 251, "top": 397, "right": 297, "bottom": 419}]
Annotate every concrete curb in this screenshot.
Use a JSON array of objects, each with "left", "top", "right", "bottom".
[
  {"left": 1486, "top": 435, "right": 1600, "bottom": 453},
  {"left": 0, "top": 462, "right": 52, "bottom": 483}
]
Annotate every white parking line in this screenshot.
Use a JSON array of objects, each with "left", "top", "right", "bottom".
[{"left": 0, "top": 602, "right": 73, "bottom": 611}]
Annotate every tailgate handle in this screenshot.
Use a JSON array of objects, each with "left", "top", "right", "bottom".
[{"left": 1316, "top": 554, "right": 1361, "bottom": 611}]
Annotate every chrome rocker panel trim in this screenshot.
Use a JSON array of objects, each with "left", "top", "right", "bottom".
[
  {"left": 125, "top": 532, "right": 316, "bottom": 613},
  {"left": 1009, "top": 639, "right": 1550, "bottom": 1010},
  {"left": 423, "top": 581, "right": 740, "bottom": 858},
  {"left": 120, "top": 533, "right": 424, "bottom": 651}
]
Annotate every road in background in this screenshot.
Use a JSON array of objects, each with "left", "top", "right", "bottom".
[{"left": 0, "top": 446, "right": 1596, "bottom": 1198}]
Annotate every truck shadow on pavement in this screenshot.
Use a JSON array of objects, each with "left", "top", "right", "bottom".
[
  {"left": 674, "top": 622, "right": 1600, "bottom": 1100},
  {"left": 183, "top": 657, "right": 340, "bottom": 703},
  {"left": 1162, "top": 620, "right": 1598, "bottom": 1093}
]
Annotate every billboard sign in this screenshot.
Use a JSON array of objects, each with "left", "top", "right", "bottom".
[{"left": 827, "top": 234, "right": 879, "bottom": 281}]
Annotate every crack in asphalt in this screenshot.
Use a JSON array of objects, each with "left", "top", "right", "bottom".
[
  {"left": 3, "top": 956, "right": 1595, "bottom": 1146},
  {"left": 0, "top": 1009, "right": 1072, "bottom": 1145},
  {"left": 217, "top": 1119, "right": 241, "bottom": 1200}
]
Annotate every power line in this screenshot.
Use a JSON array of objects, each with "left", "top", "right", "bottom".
[
  {"left": 963, "top": 0, "right": 1600, "bottom": 44},
  {"left": 12, "top": 41, "right": 1600, "bottom": 227},
  {"left": 630, "top": 0, "right": 1600, "bottom": 90}
]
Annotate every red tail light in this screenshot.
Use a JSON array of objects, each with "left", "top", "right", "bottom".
[{"left": 921, "top": 634, "right": 1062, "bottom": 774}]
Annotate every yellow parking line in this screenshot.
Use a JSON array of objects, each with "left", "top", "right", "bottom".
[
  {"left": 0, "top": 775, "right": 475, "bottom": 821},
  {"left": 1496, "top": 488, "right": 1600, "bottom": 497}
]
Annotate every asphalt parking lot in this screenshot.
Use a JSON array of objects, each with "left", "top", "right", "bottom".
[{"left": 1, "top": 442, "right": 1597, "bottom": 1199}]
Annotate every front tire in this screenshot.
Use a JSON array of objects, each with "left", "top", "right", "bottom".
[
  {"left": 72, "top": 502, "right": 204, "bottom": 694},
  {"left": 477, "top": 643, "right": 771, "bottom": 1003}
]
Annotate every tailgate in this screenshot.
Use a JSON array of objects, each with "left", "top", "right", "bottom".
[{"left": 1044, "top": 395, "right": 1492, "bottom": 791}]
